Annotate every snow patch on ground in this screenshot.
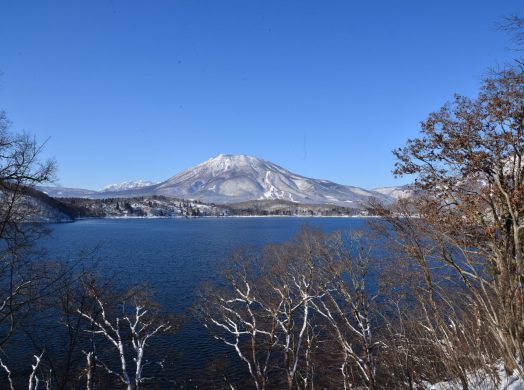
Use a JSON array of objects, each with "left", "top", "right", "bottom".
[{"left": 425, "top": 363, "right": 524, "bottom": 390}]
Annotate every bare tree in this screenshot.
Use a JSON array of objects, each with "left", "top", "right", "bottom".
[
  {"left": 0, "top": 111, "right": 67, "bottom": 387},
  {"left": 198, "top": 252, "right": 277, "bottom": 390},
  {"left": 312, "top": 232, "right": 381, "bottom": 389},
  {"left": 0, "top": 351, "right": 51, "bottom": 390},
  {"left": 0, "top": 110, "right": 57, "bottom": 348},
  {"left": 76, "top": 277, "right": 172, "bottom": 390},
  {"left": 374, "top": 40, "right": 524, "bottom": 382}
]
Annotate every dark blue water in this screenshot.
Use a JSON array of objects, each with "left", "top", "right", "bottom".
[
  {"left": 42, "top": 217, "right": 370, "bottom": 308},
  {"left": 39, "top": 217, "right": 371, "bottom": 385}
]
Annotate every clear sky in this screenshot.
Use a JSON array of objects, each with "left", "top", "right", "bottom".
[{"left": 1, "top": 1, "right": 522, "bottom": 190}]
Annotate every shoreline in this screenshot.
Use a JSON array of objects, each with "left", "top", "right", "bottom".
[{"left": 69, "top": 214, "right": 378, "bottom": 221}]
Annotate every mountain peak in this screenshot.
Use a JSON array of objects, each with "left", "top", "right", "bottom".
[
  {"left": 151, "top": 155, "right": 389, "bottom": 206},
  {"left": 195, "top": 154, "right": 273, "bottom": 175},
  {"left": 213, "top": 153, "right": 255, "bottom": 158},
  {"left": 206, "top": 154, "right": 265, "bottom": 164}
]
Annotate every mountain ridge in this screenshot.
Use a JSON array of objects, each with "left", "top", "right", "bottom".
[{"left": 100, "top": 180, "right": 156, "bottom": 193}]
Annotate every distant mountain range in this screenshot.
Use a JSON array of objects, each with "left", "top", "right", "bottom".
[
  {"left": 100, "top": 180, "right": 156, "bottom": 192},
  {"left": 39, "top": 181, "right": 155, "bottom": 198},
  {"left": 39, "top": 154, "right": 410, "bottom": 207}
]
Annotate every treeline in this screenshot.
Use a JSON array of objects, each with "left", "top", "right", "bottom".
[
  {"left": 57, "top": 196, "right": 231, "bottom": 218},
  {"left": 54, "top": 197, "right": 367, "bottom": 218},
  {"left": 227, "top": 199, "right": 366, "bottom": 217}
]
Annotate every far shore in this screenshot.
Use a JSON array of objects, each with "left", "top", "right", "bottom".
[{"left": 64, "top": 214, "right": 380, "bottom": 222}]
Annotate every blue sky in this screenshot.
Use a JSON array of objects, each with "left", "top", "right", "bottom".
[{"left": 1, "top": 1, "right": 522, "bottom": 190}]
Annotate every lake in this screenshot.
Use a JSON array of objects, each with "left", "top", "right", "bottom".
[{"left": 38, "top": 217, "right": 372, "bottom": 386}]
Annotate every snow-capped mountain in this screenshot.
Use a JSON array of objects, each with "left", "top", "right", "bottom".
[
  {"left": 38, "top": 155, "right": 400, "bottom": 207},
  {"left": 373, "top": 185, "right": 414, "bottom": 200},
  {"left": 136, "top": 154, "right": 390, "bottom": 207},
  {"left": 100, "top": 180, "right": 155, "bottom": 193}
]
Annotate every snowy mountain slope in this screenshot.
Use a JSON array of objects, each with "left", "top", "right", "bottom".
[
  {"left": 3, "top": 185, "right": 75, "bottom": 222},
  {"left": 133, "top": 154, "right": 391, "bottom": 207},
  {"left": 21, "top": 194, "right": 74, "bottom": 222},
  {"left": 37, "top": 186, "right": 99, "bottom": 198},
  {"left": 373, "top": 185, "right": 414, "bottom": 200},
  {"left": 100, "top": 180, "right": 155, "bottom": 193}
]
